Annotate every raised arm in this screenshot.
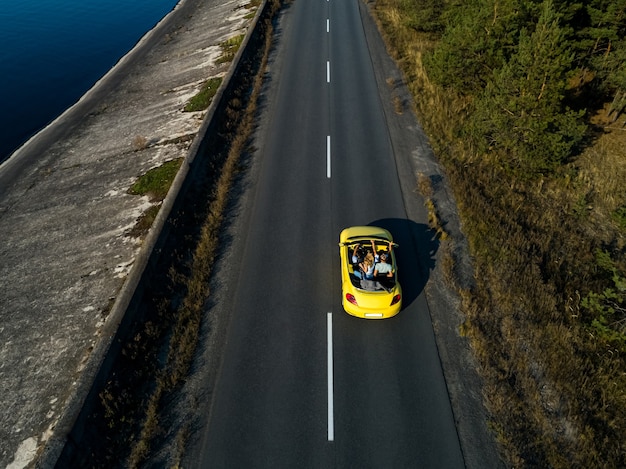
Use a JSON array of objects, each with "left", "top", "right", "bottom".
[{"left": 351, "top": 244, "right": 361, "bottom": 263}]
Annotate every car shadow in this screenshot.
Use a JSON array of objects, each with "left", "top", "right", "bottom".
[{"left": 368, "top": 218, "right": 438, "bottom": 311}]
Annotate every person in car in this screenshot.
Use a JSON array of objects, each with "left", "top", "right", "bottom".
[
  {"left": 355, "top": 239, "right": 393, "bottom": 279},
  {"left": 360, "top": 252, "right": 376, "bottom": 279},
  {"left": 374, "top": 246, "right": 394, "bottom": 278},
  {"left": 351, "top": 244, "right": 364, "bottom": 264}
]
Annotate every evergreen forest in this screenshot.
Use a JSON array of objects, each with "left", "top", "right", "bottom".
[{"left": 373, "top": 0, "right": 626, "bottom": 466}]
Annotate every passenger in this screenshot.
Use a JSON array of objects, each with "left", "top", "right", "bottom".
[
  {"left": 356, "top": 240, "right": 391, "bottom": 276},
  {"left": 359, "top": 252, "right": 376, "bottom": 279},
  {"left": 374, "top": 251, "right": 394, "bottom": 278},
  {"left": 354, "top": 245, "right": 376, "bottom": 279}
]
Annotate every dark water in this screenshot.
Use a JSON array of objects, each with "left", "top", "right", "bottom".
[{"left": 0, "top": 0, "right": 180, "bottom": 164}]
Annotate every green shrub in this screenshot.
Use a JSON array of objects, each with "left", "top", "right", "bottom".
[
  {"left": 184, "top": 77, "right": 223, "bottom": 112},
  {"left": 612, "top": 206, "right": 626, "bottom": 230},
  {"left": 217, "top": 34, "right": 245, "bottom": 64},
  {"left": 129, "top": 158, "right": 183, "bottom": 201},
  {"left": 581, "top": 250, "right": 626, "bottom": 349}
]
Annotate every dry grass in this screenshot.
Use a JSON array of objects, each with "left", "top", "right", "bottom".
[
  {"left": 393, "top": 95, "right": 404, "bottom": 114},
  {"left": 132, "top": 135, "right": 149, "bottom": 151},
  {"left": 416, "top": 172, "right": 447, "bottom": 240},
  {"left": 575, "top": 108, "right": 626, "bottom": 240},
  {"left": 416, "top": 171, "right": 433, "bottom": 197},
  {"left": 373, "top": 0, "right": 626, "bottom": 467},
  {"left": 217, "top": 34, "right": 245, "bottom": 64}
]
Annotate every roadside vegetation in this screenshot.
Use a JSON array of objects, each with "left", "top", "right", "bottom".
[
  {"left": 373, "top": 0, "right": 626, "bottom": 466},
  {"left": 217, "top": 34, "right": 246, "bottom": 64},
  {"left": 244, "top": 0, "right": 263, "bottom": 19},
  {"left": 126, "top": 158, "right": 183, "bottom": 237},
  {"left": 183, "top": 34, "right": 247, "bottom": 112},
  {"left": 184, "top": 77, "right": 223, "bottom": 112},
  {"left": 129, "top": 159, "right": 183, "bottom": 201}
]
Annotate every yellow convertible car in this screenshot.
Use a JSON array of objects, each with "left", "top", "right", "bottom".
[{"left": 339, "top": 226, "right": 402, "bottom": 319}]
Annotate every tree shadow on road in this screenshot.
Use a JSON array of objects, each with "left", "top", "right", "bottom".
[{"left": 368, "top": 218, "right": 438, "bottom": 312}]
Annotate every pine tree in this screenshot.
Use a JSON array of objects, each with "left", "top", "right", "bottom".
[
  {"left": 585, "top": 0, "right": 626, "bottom": 121},
  {"left": 470, "top": 0, "right": 586, "bottom": 173},
  {"left": 424, "top": 0, "right": 528, "bottom": 94}
]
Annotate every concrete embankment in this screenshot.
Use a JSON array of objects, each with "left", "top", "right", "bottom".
[{"left": 0, "top": 0, "right": 259, "bottom": 466}]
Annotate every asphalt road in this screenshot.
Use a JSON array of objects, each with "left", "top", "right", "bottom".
[{"left": 188, "top": 0, "right": 466, "bottom": 467}]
